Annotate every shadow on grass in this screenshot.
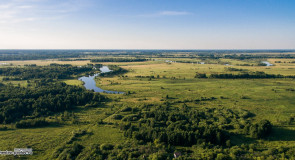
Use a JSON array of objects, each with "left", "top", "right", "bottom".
[
  {"left": 267, "top": 126, "right": 295, "bottom": 141},
  {"left": 47, "top": 122, "right": 64, "bottom": 127},
  {"left": 21, "top": 122, "right": 64, "bottom": 129},
  {"left": 230, "top": 133, "right": 257, "bottom": 146},
  {"left": 230, "top": 126, "right": 295, "bottom": 144},
  {"left": 71, "top": 102, "right": 110, "bottom": 113}
]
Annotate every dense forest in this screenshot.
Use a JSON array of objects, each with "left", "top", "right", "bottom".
[
  {"left": 0, "top": 64, "right": 95, "bottom": 80},
  {"left": 0, "top": 63, "right": 105, "bottom": 128},
  {"left": 119, "top": 106, "right": 272, "bottom": 146},
  {"left": 0, "top": 81, "right": 105, "bottom": 124}
]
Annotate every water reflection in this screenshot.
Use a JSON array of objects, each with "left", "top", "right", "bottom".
[
  {"left": 261, "top": 61, "right": 273, "bottom": 66},
  {"left": 78, "top": 66, "right": 124, "bottom": 94}
]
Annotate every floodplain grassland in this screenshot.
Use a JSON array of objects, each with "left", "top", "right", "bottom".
[
  {"left": 0, "top": 104, "right": 125, "bottom": 160},
  {"left": 0, "top": 123, "right": 125, "bottom": 159},
  {"left": 95, "top": 58, "right": 295, "bottom": 152},
  {"left": 63, "top": 79, "right": 84, "bottom": 86},
  {"left": 0, "top": 52, "right": 295, "bottom": 159},
  {"left": 97, "top": 59, "right": 295, "bottom": 121}
]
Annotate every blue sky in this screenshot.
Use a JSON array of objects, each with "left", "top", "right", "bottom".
[{"left": 0, "top": 0, "right": 294, "bottom": 49}]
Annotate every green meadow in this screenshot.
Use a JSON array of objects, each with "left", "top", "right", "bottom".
[
  {"left": 98, "top": 60, "right": 295, "bottom": 122},
  {"left": 0, "top": 54, "right": 295, "bottom": 159}
]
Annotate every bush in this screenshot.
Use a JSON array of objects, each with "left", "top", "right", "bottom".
[
  {"left": 112, "top": 114, "right": 124, "bottom": 120},
  {"left": 0, "top": 126, "right": 8, "bottom": 131},
  {"left": 249, "top": 120, "right": 272, "bottom": 138},
  {"left": 15, "top": 118, "right": 49, "bottom": 128},
  {"left": 56, "top": 142, "right": 84, "bottom": 159},
  {"left": 100, "top": 144, "right": 114, "bottom": 150},
  {"left": 122, "top": 114, "right": 139, "bottom": 121},
  {"left": 121, "top": 107, "right": 132, "bottom": 112}
]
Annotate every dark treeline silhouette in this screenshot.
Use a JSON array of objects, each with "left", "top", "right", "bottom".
[
  {"left": 195, "top": 71, "right": 295, "bottom": 79},
  {"left": 225, "top": 67, "right": 248, "bottom": 71},
  {"left": 0, "top": 50, "right": 83, "bottom": 61},
  {"left": 275, "top": 61, "right": 295, "bottom": 63},
  {"left": 1, "top": 50, "right": 294, "bottom": 61},
  {"left": 222, "top": 54, "right": 295, "bottom": 60},
  {"left": 58, "top": 58, "right": 91, "bottom": 61},
  {"left": 0, "top": 64, "right": 94, "bottom": 80},
  {"left": 15, "top": 118, "right": 49, "bottom": 128},
  {"left": 90, "top": 58, "right": 147, "bottom": 62}
]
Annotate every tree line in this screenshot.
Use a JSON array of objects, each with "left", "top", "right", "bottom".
[
  {"left": 195, "top": 71, "right": 295, "bottom": 79},
  {"left": 91, "top": 58, "right": 147, "bottom": 62},
  {"left": 118, "top": 106, "right": 272, "bottom": 147},
  {"left": 0, "top": 64, "right": 94, "bottom": 80},
  {"left": 0, "top": 50, "right": 82, "bottom": 61}
]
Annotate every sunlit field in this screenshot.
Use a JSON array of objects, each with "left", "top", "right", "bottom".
[{"left": 1, "top": 52, "right": 295, "bottom": 159}]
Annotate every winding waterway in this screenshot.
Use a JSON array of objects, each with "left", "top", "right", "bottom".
[
  {"left": 261, "top": 61, "right": 273, "bottom": 66},
  {"left": 78, "top": 66, "right": 124, "bottom": 94}
]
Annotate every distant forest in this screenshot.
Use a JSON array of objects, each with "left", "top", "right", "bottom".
[
  {"left": 195, "top": 71, "right": 295, "bottom": 79},
  {"left": 0, "top": 64, "right": 94, "bottom": 80},
  {"left": 0, "top": 49, "right": 294, "bottom": 61}
]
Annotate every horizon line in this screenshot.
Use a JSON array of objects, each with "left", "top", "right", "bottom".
[{"left": 0, "top": 49, "right": 294, "bottom": 51}]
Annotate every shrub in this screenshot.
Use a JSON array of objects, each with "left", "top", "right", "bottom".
[
  {"left": 15, "top": 118, "right": 49, "bottom": 128},
  {"left": 121, "top": 107, "right": 132, "bottom": 112},
  {"left": 100, "top": 143, "right": 114, "bottom": 150},
  {"left": 112, "top": 114, "right": 124, "bottom": 120}
]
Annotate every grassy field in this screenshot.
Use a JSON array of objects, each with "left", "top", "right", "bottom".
[
  {"left": 63, "top": 79, "right": 83, "bottom": 86},
  {"left": 0, "top": 124, "right": 125, "bottom": 159},
  {"left": 95, "top": 61, "right": 295, "bottom": 122},
  {"left": 0, "top": 103, "right": 126, "bottom": 160},
  {"left": 0, "top": 57, "right": 295, "bottom": 159}
]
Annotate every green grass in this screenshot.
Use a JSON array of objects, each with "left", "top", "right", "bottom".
[
  {"left": 95, "top": 60, "right": 295, "bottom": 142},
  {"left": 63, "top": 79, "right": 83, "bottom": 86},
  {"left": 0, "top": 106, "right": 125, "bottom": 160},
  {"left": 1, "top": 58, "right": 295, "bottom": 158},
  {"left": 1, "top": 79, "right": 28, "bottom": 87},
  {"left": 96, "top": 61, "right": 295, "bottom": 122}
]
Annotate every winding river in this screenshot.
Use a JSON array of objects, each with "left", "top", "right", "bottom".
[
  {"left": 261, "top": 61, "right": 273, "bottom": 66},
  {"left": 78, "top": 66, "right": 124, "bottom": 94}
]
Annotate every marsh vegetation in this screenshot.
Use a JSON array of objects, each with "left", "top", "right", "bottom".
[{"left": 0, "top": 50, "right": 295, "bottom": 159}]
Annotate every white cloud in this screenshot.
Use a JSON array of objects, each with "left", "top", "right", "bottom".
[
  {"left": 17, "top": 5, "right": 34, "bottom": 9},
  {"left": 0, "top": 0, "right": 87, "bottom": 24},
  {"left": 0, "top": 4, "right": 12, "bottom": 9}
]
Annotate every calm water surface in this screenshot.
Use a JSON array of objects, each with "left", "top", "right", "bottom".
[
  {"left": 78, "top": 66, "right": 124, "bottom": 94},
  {"left": 261, "top": 61, "right": 273, "bottom": 66}
]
